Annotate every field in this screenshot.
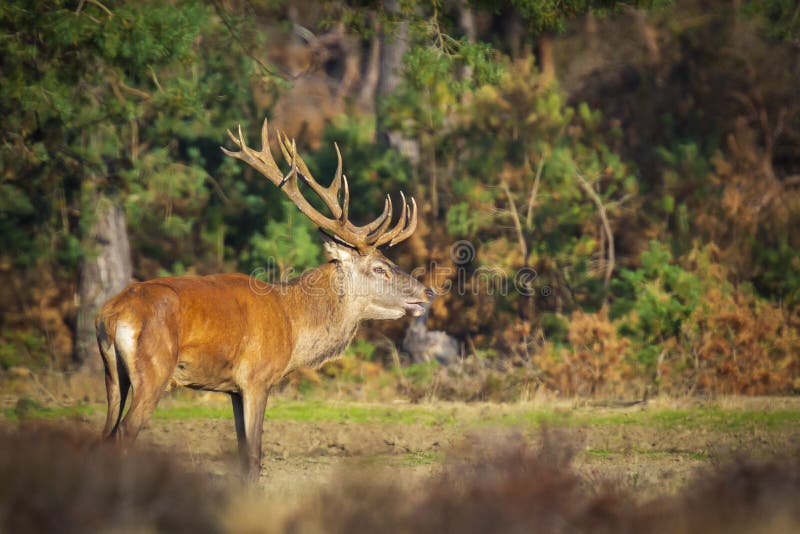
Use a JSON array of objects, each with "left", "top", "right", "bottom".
[
  {"left": 126, "top": 396, "right": 799, "bottom": 501},
  {"left": 1, "top": 374, "right": 799, "bottom": 532}
]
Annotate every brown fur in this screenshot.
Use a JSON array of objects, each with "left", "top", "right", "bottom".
[{"left": 96, "top": 249, "right": 430, "bottom": 480}]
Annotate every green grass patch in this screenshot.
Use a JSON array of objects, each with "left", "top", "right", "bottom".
[
  {"left": 584, "top": 447, "right": 710, "bottom": 461},
  {"left": 585, "top": 448, "right": 615, "bottom": 459},
  {"left": 264, "top": 400, "right": 456, "bottom": 425},
  {"left": 1, "top": 397, "right": 98, "bottom": 422},
  {"left": 153, "top": 399, "right": 457, "bottom": 425},
  {"left": 152, "top": 404, "right": 232, "bottom": 420},
  {"left": 3, "top": 397, "right": 799, "bottom": 435},
  {"left": 402, "top": 450, "right": 441, "bottom": 466},
  {"left": 494, "top": 406, "right": 800, "bottom": 431},
  {"left": 642, "top": 408, "right": 800, "bottom": 431}
]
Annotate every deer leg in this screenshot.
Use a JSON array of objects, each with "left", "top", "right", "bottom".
[
  {"left": 98, "top": 324, "right": 119, "bottom": 438},
  {"left": 117, "top": 325, "right": 175, "bottom": 442},
  {"left": 241, "top": 388, "right": 270, "bottom": 481},
  {"left": 119, "top": 377, "right": 168, "bottom": 441},
  {"left": 230, "top": 392, "right": 248, "bottom": 474},
  {"left": 103, "top": 354, "right": 131, "bottom": 438}
]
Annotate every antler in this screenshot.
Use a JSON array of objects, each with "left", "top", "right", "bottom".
[{"left": 221, "top": 119, "right": 417, "bottom": 252}]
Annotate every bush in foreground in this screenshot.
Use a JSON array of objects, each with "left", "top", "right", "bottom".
[
  {"left": 0, "top": 425, "right": 798, "bottom": 533},
  {"left": 285, "top": 431, "right": 800, "bottom": 534},
  {"left": 0, "top": 424, "right": 224, "bottom": 533}
]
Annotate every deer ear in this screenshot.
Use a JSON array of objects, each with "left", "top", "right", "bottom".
[{"left": 320, "top": 230, "right": 358, "bottom": 263}]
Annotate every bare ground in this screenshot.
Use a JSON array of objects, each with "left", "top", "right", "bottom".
[{"left": 114, "top": 396, "right": 800, "bottom": 510}]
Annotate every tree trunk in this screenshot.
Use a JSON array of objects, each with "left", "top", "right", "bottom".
[
  {"left": 357, "top": 16, "right": 382, "bottom": 114},
  {"left": 458, "top": 2, "right": 477, "bottom": 81},
  {"left": 377, "top": 0, "right": 408, "bottom": 100},
  {"left": 77, "top": 200, "right": 132, "bottom": 370},
  {"left": 376, "top": 0, "right": 420, "bottom": 165},
  {"left": 537, "top": 35, "right": 555, "bottom": 86}
]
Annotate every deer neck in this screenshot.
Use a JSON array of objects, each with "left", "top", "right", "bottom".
[{"left": 282, "top": 262, "right": 361, "bottom": 372}]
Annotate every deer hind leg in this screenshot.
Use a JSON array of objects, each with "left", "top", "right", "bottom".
[
  {"left": 115, "top": 321, "right": 176, "bottom": 441},
  {"left": 98, "top": 322, "right": 130, "bottom": 439},
  {"left": 101, "top": 350, "right": 131, "bottom": 439}
]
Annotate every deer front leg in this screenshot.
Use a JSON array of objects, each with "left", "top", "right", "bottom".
[{"left": 240, "top": 387, "right": 270, "bottom": 482}]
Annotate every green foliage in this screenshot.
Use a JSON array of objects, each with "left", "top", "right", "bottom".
[
  {"left": 0, "top": 0, "right": 290, "bottom": 278},
  {"left": 752, "top": 239, "right": 800, "bottom": 308},
  {"left": 0, "top": 329, "right": 49, "bottom": 370},
  {"left": 383, "top": 22, "right": 505, "bottom": 138},
  {"left": 400, "top": 361, "right": 439, "bottom": 389},
  {"left": 611, "top": 241, "right": 702, "bottom": 366},
  {"left": 509, "top": 0, "right": 602, "bottom": 33},
  {"left": 539, "top": 312, "right": 569, "bottom": 343},
  {"left": 241, "top": 200, "right": 322, "bottom": 278},
  {"left": 307, "top": 115, "right": 412, "bottom": 222},
  {"left": 1, "top": 0, "right": 798, "bottom": 395},
  {"left": 742, "top": 0, "right": 800, "bottom": 42},
  {"left": 437, "top": 58, "right": 636, "bottom": 315},
  {"left": 0, "top": 0, "right": 209, "bottom": 267},
  {"left": 479, "top": 0, "right": 674, "bottom": 35},
  {"left": 347, "top": 339, "right": 377, "bottom": 362}
]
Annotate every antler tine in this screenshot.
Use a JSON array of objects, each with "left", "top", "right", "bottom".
[
  {"left": 260, "top": 118, "right": 270, "bottom": 155},
  {"left": 226, "top": 128, "right": 241, "bottom": 147},
  {"left": 277, "top": 130, "right": 292, "bottom": 164},
  {"left": 365, "top": 195, "right": 393, "bottom": 237},
  {"left": 220, "top": 124, "right": 284, "bottom": 186},
  {"left": 277, "top": 132, "right": 314, "bottom": 187},
  {"left": 339, "top": 174, "right": 350, "bottom": 223},
  {"left": 223, "top": 119, "right": 419, "bottom": 252},
  {"left": 330, "top": 143, "right": 343, "bottom": 200},
  {"left": 237, "top": 125, "right": 254, "bottom": 160},
  {"left": 276, "top": 130, "right": 345, "bottom": 219},
  {"left": 256, "top": 120, "right": 283, "bottom": 179},
  {"left": 389, "top": 197, "right": 418, "bottom": 247},
  {"left": 373, "top": 192, "right": 409, "bottom": 247}
]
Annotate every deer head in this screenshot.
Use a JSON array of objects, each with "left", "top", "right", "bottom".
[{"left": 222, "top": 119, "right": 432, "bottom": 319}]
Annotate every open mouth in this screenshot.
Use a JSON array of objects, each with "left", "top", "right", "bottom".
[{"left": 403, "top": 302, "right": 426, "bottom": 317}]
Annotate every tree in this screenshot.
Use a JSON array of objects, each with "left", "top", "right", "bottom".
[{"left": 1, "top": 1, "right": 237, "bottom": 367}]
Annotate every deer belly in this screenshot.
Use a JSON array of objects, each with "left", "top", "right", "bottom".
[{"left": 169, "top": 354, "right": 237, "bottom": 393}]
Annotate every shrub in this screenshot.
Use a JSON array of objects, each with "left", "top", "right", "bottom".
[
  {"left": 0, "top": 425, "right": 225, "bottom": 533},
  {"left": 537, "top": 307, "right": 634, "bottom": 397},
  {"left": 283, "top": 432, "right": 800, "bottom": 534}
]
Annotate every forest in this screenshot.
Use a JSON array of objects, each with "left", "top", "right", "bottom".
[{"left": 1, "top": 0, "right": 799, "bottom": 398}]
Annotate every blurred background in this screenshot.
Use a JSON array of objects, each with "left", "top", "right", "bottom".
[{"left": 1, "top": 0, "right": 799, "bottom": 399}]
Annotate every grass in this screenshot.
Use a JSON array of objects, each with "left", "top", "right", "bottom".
[
  {"left": 585, "top": 447, "right": 710, "bottom": 461},
  {"left": 402, "top": 450, "right": 441, "bottom": 466},
  {"left": 151, "top": 399, "right": 457, "bottom": 425},
  {"left": 494, "top": 405, "right": 800, "bottom": 431},
  {"left": 357, "top": 450, "right": 442, "bottom": 468},
  {"left": 3, "top": 397, "right": 799, "bottom": 434},
  {"left": 1, "top": 397, "right": 97, "bottom": 422}
]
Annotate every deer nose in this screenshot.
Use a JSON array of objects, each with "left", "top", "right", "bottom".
[{"left": 424, "top": 288, "right": 435, "bottom": 301}]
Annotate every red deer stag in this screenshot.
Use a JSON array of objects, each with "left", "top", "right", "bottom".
[{"left": 96, "top": 119, "right": 432, "bottom": 480}]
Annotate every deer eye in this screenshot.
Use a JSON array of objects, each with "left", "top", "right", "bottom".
[{"left": 372, "top": 265, "right": 387, "bottom": 276}]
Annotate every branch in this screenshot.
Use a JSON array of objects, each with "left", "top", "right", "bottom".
[
  {"left": 209, "top": 0, "right": 290, "bottom": 81},
  {"left": 575, "top": 172, "right": 615, "bottom": 293},
  {"left": 525, "top": 155, "right": 545, "bottom": 229},
  {"left": 85, "top": 0, "right": 113, "bottom": 17},
  {"left": 500, "top": 180, "right": 528, "bottom": 266}
]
